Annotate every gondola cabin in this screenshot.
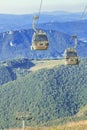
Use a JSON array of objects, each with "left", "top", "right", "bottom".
[
  {"left": 31, "top": 30, "right": 49, "bottom": 50},
  {"left": 64, "top": 48, "right": 78, "bottom": 65}
]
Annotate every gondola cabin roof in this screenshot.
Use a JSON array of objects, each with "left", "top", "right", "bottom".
[
  {"left": 64, "top": 48, "right": 78, "bottom": 65},
  {"left": 64, "top": 48, "right": 77, "bottom": 57},
  {"left": 31, "top": 30, "right": 49, "bottom": 50},
  {"left": 32, "top": 30, "right": 48, "bottom": 41}
]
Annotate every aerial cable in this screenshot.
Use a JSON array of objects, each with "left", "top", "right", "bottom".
[
  {"left": 72, "top": 5, "right": 87, "bottom": 34},
  {"left": 79, "top": 5, "right": 87, "bottom": 21},
  {"left": 38, "top": 0, "right": 43, "bottom": 21},
  {"left": 32, "top": 0, "right": 43, "bottom": 32},
  {"left": 72, "top": 5, "right": 87, "bottom": 49}
]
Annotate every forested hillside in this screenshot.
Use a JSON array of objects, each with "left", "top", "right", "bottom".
[
  {"left": 0, "top": 59, "right": 87, "bottom": 128},
  {"left": 0, "top": 66, "right": 16, "bottom": 85},
  {"left": 0, "top": 58, "right": 34, "bottom": 85}
]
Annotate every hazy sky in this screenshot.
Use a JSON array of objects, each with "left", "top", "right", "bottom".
[{"left": 0, "top": 0, "right": 87, "bottom": 14}]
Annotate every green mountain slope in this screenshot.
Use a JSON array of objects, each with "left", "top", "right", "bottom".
[
  {"left": 0, "top": 58, "right": 34, "bottom": 85},
  {"left": 0, "top": 66, "right": 16, "bottom": 85},
  {"left": 44, "top": 104, "right": 87, "bottom": 126},
  {"left": 77, "top": 105, "right": 87, "bottom": 117},
  {"left": 0, "top": 59, "right": 87, "bottom": 128}
]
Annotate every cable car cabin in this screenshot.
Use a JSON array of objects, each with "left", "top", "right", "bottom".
[
  {"left": 64, "top": 48, "right": 78, "bottom": 65},
  {"left": 31, "top": 30, "right": 49, "bottom": 50}
]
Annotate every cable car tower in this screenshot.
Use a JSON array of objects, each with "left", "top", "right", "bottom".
[
  {"left": 31, "top": 0, "right": 49, "bottom": 50},
  {"left": 16, "top": 111, "right": 32, "bottom": 129}
]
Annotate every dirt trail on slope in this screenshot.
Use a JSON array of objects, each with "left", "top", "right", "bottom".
[{"left": 7, "top": 120, "right": 87, "bottom": 130}]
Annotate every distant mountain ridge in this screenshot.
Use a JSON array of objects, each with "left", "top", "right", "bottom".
[
  {"left": 0, "top": 12, "right": 87, "bottom": 32},
  {"left": 0, "top": 28, "right": 87, "bottom": 61},
  {"left": 39, "top": 20, "right": 87, "bottom": 40},
  {"left": 0, "top": 11, "right": 87, "bottom": 60}
]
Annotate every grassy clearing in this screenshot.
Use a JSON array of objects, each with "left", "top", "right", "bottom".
[{"left": 30, "top": 59, "right": 65, "bottom": 72}]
